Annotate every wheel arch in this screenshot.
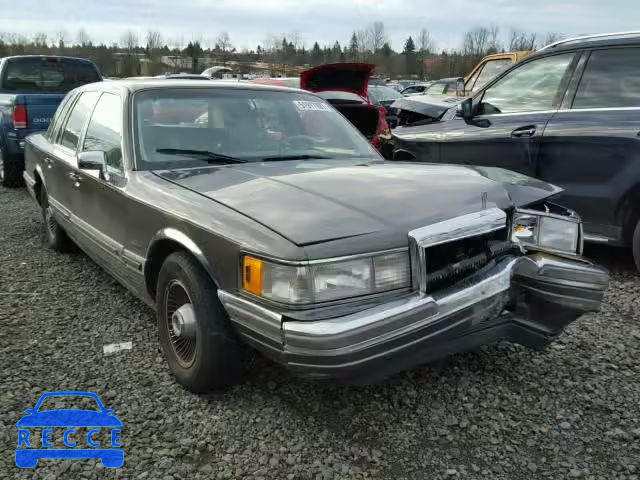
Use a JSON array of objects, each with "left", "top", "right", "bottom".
[
  {"left": 616, "top": 182, "right": 640, "bottom": 245},
  {"left": 33, "top": 165, "right": 46, "bottom": 205},
  {"left": 144, "top": 228, "right": 220, "bottom": 301},
  {"left": 392, "top": 149, "right": 417, "bottom": 161}
]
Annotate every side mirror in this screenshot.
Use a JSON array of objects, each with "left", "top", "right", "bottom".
[
  {"left": 78, "top": 150, "right": 110, "bottom": 181},
  {"left": 459, "top": 97, "right": 474, "bottom": 123},
  {"left": 455, "top": 77, "right": 465, "bottom": 97}
]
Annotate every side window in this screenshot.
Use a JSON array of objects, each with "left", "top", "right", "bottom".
[
  {"left": 572, "top": 47, "right": 640, "bottom": 109},
  {"left": 478, "top": 53, "right": 574, "bottom": 115},
  {"left": 59, "top": 91, "right": 99, "bottom": 151},
  {"left": 46, "top": 93, "right": 75, "bottom": 142},
  {"left": 83, "top": 93, "right": 123, "bottom": 171}
]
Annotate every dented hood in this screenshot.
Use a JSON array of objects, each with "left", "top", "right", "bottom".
[
  {"left": 154, "top": 160, "right": 562, "bottom": 247},
  {"left": 300, "top": 63, "right": 375, "bottom": 98},
  {"left": 392, "top": 94, "right": 464, "bottom": 120}
]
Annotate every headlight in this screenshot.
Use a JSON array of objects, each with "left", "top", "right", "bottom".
[
  {"left": 512, "top": 208, "right": 581, "bottom": 255},
  {"left": 242, "top": 251, "right": 411, "bottom": 304}
]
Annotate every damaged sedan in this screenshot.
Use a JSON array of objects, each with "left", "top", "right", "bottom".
[{"left": 23, "top": 80, "right": 608, "bottom": 392}]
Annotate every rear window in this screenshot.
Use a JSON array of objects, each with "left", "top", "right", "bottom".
[{"left": 1, "top": 58, "right": 101, "bottom": 92}]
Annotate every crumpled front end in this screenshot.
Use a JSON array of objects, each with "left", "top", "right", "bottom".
[{"left": 218, "top": 208, "right": 608, "bottom": 383}]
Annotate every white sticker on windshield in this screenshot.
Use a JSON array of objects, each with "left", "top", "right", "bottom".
[{"left": 293, "top": 100, "right": 332, "bottom": 112}]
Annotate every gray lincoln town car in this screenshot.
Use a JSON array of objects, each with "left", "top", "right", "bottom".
[{"left": 23, "top": 80, "right": 609, "bottom": 392}]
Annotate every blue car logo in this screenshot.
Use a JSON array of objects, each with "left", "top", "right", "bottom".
[{"left": 15, "top": 391, "right": 123, "bottom": 468}]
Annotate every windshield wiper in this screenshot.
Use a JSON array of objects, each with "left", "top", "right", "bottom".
[
  {"left": 156, "top": 148, "right": 247, "bottom": 164},
  {"left": 261, "top": 154, "right": 332, "bottom": 162}
]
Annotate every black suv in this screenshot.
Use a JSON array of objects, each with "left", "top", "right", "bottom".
[{"left": 391, "top": 32, "right": 640, "bottom": 271}]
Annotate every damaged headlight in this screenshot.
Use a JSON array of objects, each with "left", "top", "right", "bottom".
[
  {"left": 512, "top": 206, "right": 582, "bottom": 255},
  {"left": 241, "top": 251, "right": 411, "bottom": 305}
]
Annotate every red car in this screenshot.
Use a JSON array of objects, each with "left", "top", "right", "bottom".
[{"left": 251, "top": 63, "right": 391, "bottom": 152}]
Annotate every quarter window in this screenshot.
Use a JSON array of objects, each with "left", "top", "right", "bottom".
[
  {"left": 478, "top": 53, "right": 574, "bottom": 115},
  {"left": 46, "top": 93, "right": 75, "bottom": 142},
  {"left": 59, "top": 91, "right": 99, "bottom": 151},
  {"left": 572, "top": 48, "right": 640, "bottom": 109},
  {"left": 83, "top": 93, "right": 123, "bottom": 171}
]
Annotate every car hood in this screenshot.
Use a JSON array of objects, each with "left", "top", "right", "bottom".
[
  {"left": 392, "top": 94, "right": 464, "bottom": 120},
  {"left": 16, "top": 410, "right": 123, "bottom": 428},
  {"left": 154, "top": 160, "right": 561, "bottom": 247},
  {"left": 300, "top": 63, "right": 374, "bottom": 98}
]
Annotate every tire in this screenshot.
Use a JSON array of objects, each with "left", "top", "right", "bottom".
[
  {"left": 633, "top": 219, "right": 640, "bottom": 273},
  {"left": 0, "top": 149, "right": 23, "bottom": 188},
  {"left": 157, "top": 252, "right": 243, "bottom": 392},
  {"left": 40, "top": 187, "right": 74, "bottom": 252}
]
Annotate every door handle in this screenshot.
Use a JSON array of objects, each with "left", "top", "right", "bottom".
[
  {"left": 43, "top": 157, "right": 54, "bottom": 168},
  {"left": 511, "top": 126, "right": 537, "bottom": 138},
  {"left": 68, "top": 171, "right": 81, "bottom": 188}
]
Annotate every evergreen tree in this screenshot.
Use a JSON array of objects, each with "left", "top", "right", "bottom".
[
  {"left": 310, "top": 42, "right": 323, "bottom": 66},
  {"left": 348, "top": 32, "right": 359, "bottom": 61},
  {"left": 403, "top": 36, "right": 416, "bottom": 75}
]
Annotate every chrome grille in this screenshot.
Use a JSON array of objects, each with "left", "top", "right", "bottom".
[{"left": 408, "top": 208, "right": 510, "bottom": 293}]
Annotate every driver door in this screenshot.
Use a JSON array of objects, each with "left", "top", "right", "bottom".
[{"left": 439, "top": 53, "right": 577, "bottom": 176}]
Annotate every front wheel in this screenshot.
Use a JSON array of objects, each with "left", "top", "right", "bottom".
[
  {"left": 632, "top": 219, "right": 640, "bottom": 273},
  {"left": 157, "top": 252, "right": 243, "bottom": 392}
]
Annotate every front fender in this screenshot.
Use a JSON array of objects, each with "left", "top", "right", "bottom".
[{"left": 144, "top": 228, "right": 221, "bottom": 298}]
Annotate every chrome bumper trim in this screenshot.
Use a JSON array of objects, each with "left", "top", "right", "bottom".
[{"left": 218, "top": 253, "right": 608, "bottom": 381}]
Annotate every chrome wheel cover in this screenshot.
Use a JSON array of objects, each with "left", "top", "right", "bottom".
[{"left": 164, "top": 280, "right": 198, "bottom": 368}]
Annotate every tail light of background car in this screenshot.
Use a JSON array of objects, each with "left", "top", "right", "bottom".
[
  {"left": 371, "top": 106, "right": 391, "bottom": 150},
  {"left": 13, "top": 105, "right": 27, "bottom": 129}
]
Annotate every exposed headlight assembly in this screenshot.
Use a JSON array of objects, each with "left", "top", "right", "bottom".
[
  {"left": 512, "top": 206, "right": 582, "bottom": 255},
  {"left": 242, "top": 251, "right": 411, "bottom": 305}
]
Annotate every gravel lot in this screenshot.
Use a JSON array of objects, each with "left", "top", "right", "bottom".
[{"left": 1, "top": 185, "right": 639, "bottom": 480}]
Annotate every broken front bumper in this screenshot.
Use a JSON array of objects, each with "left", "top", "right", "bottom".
[{"left": 218, "top": 253, "right": 608, "bottom": 383}]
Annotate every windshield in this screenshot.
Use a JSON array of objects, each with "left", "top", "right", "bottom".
[
  {"left": 1, "top": 58, "right": 101, "bottom": 92},
  {"left": 134, "top": 88, "right": 379, "bottom": 169},
  {"left": 368, "top": 86, "right": 403, "bottom": 102}
]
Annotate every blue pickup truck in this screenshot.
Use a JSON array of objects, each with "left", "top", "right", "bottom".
[{"left": 0, "top": 56, "right": 101, "bottom": 186}]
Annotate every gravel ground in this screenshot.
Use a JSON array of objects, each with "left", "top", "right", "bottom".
[{"left": 1, "top": 185, "right": 639, "bottom": 480}]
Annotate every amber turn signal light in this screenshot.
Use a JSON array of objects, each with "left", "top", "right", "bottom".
[{"left": 243, "top": 256, "right": 263, "bottom": 296}]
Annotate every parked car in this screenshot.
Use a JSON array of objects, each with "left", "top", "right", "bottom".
[
  {"left": 367, "top": 84, "right": 403, "bottom": 128},
  {"left": 390, "top": 32, "right": 640, "bottom": 271},
  {"left": 253, "top": 64, "right": 392, "bottom": 151},
  {"left": 400, "top": 81, "right": 435, "bottom": 96},
  {"left": 0, "top": 55, "right": 101, "bottom": 186},
  {"left": 23, "top": 79, "right": 607, "bottom": 391},
  {"left": 399, "top": 52, "right": 531, "bottom": 102}
]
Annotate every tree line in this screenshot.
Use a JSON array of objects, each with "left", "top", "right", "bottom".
[{"left": 0, "top": 23, "right": 564, "bottom": 79}]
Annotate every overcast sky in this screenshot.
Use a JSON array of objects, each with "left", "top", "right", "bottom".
[{"left": 0, "top": 0, "right": 637, "bottom": 51}]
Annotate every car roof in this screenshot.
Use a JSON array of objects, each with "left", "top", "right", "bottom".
[
  {"left": 1, "top": 55, "right": 95, "bottom": 63},
  {"left": 76, "top": 78, "right": 308, "bottom": 95},
  {"left": 538, "top": 31, "right": 640, "bottom": 53}
]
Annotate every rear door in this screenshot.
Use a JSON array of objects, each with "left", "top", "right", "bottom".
[
  {"left": 44, "top": 91, "right": 99, "bottom": 226},
  {"left": 539, "top": 46, "right": 640, "bottom": 244},
  {"left": 438, "top": 52, "right": 577, "bottom": 176}
]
